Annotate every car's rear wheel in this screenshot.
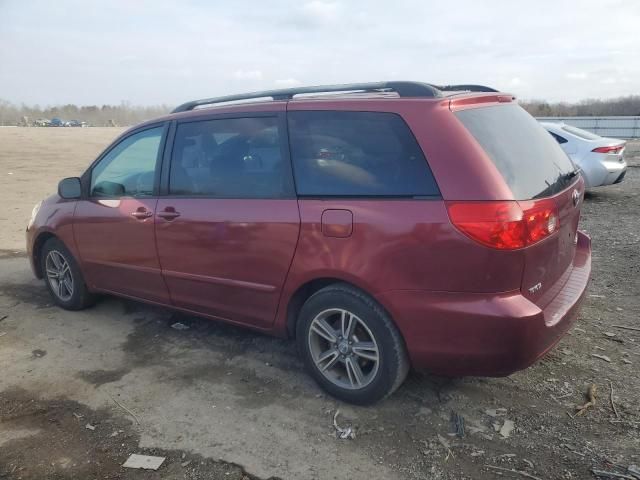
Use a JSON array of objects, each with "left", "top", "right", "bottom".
[
  {"left": 297, "top": 283, "right": 409, "bottom": 405},
  {"left": 41, "top": 237, "right": 95, "bottom": 310}
]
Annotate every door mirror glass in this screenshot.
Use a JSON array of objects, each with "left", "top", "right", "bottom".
[{"left": 58, "top": 177, "right": 82, "bottom": 199}]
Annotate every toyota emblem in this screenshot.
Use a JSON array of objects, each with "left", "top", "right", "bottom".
[{"left": 572, "top": 189, "right": 580, "bottom": 207}]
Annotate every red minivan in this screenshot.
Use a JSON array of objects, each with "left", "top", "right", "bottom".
[{"left": 26, "top": 82, "right": 591, "bottom": 404}]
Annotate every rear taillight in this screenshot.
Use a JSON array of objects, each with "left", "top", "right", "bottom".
[
  {"left": 592, "top": 145, "right": 624, "bottom": 154},
  {"left": 446, "top": 199, "right": 559, "bottom": 250}
]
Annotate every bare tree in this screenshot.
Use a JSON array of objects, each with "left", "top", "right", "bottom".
[{"left": 520, "top": 95, "right": 640, "bottom": 117}]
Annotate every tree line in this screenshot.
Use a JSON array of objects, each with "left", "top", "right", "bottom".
[
  {"left": 0, "top": 100, "right": 171, "bottom": 126},
  {"left": 519, "top": 95, "right": 640, "bottom": 117},
  {"left": 1, "top": 95, "right": 639, "bottom": 126}
]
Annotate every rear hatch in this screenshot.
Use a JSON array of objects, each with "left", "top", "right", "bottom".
[{"left": 454, "top": 103, "right": 582, "bottom": 308}]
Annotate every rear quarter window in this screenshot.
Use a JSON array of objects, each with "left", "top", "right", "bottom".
[
  {"left": 561, "top": 124, "right": 601, "bottom": 140},
  {"left": 548, "top": 131, "right": 568, "bottom": 144},
  {"left": 455, "top": 104, "right": 576, "bottom": 199},
  {"left": 288, "top": 111, "right": 439, "bottom": 197}
]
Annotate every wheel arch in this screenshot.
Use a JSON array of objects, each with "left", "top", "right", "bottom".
[
  {"left": 284, "top": 277, "right": 399, "bottom": 341},
  {"left": 31, "top": 231, "right": 58, "bottom": 278}
]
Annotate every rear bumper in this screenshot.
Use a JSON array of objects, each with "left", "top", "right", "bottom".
[
  {"left": 613, "top": 169, "right": 627, "bottom": 184},
  {"left": 593, "top": 159, "right": 627, "bottom": 186},
  {"left": 378, "top": 231, "right": 592, "bottom": 376}
]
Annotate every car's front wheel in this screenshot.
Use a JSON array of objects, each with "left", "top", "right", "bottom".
[
  {"left": 297, "top": 283, "right": 409, "bottom": 405},
  {"left": 41, "top": 237, "right": 95, "bottom": 310}
]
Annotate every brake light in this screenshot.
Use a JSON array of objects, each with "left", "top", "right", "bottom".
[
  {"left": 446, "top": 199, "right": 559, "bottom": 250},
  {"left": 592, "top": 145, "right": 624, "bottom": 154}
]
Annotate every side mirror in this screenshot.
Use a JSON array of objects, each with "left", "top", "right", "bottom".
[{"left": 58, "top": 177, "right": 82, "bottom": 199}]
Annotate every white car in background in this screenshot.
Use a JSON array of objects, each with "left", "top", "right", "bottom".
[{"left": 541, "top": 122, "right": 627, "bottom": 188}]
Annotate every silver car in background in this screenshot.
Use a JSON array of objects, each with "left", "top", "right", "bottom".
[{"left": 541, "top": 122, "right": 627, "bottom": 187}]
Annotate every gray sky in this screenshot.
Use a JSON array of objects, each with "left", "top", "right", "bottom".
[{"left": 1, "top": 0, "right": 638, "bottom": 106}]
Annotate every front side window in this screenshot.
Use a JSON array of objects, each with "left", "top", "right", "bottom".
[
  {"left": 169, "top": 116, "right": 292, "bottom": 198},
  {"left": 91, "top": 126, "right": 163, "bottom": 197},
  {"left": 288, "top": 111, "right": 439, "bottom": 197}
]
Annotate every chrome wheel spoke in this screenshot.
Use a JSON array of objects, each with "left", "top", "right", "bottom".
[
  {"left": 316, "top": 349, "right": 340, "bottom": 372},
  {"left": 352, "top": 341, "right": 379, "bottom": 362},
  {"left": 345, "top": 356, "right": 364, "bottom": 388},
  {"left": 310, "top": 318, "right": 338, "bottom": 343},
  {"left": 50, "top": 252, "right": 63, "bottom": 270},
  {"left": 340, "top": 310, "right": 355, "bottom": 339},
  {"left": 63, "top": 277, "right": 73, "bottom": 294},
  {"left": 46, "top": 251, "right": 73, "bottom": 301}
]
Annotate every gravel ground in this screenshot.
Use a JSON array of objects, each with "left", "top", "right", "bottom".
[{"left": 0, "top": 128, "right": 638, "bottom": 480}]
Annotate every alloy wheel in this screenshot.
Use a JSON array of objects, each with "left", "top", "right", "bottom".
[
  {"left": 45, "top": 250, "right": 74, "bottom": 302},
  {"left": 307, "top": 308, "right": 380, "bottom": 390}
]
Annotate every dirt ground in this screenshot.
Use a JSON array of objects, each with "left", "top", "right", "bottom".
[{"left": 0, "top": 127, "right": 639, "bottom": 480}]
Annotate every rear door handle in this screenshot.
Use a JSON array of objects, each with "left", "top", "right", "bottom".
[
  {"left": 157, "top": 208, "right": 181, "bottom": 220},
  {"left": 131, "top": 209, "right": 153, "bottom": 220}
]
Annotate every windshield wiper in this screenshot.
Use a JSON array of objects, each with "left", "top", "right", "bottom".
[{"left": 559, "top": 169, "right": 580, "bottom": 183}]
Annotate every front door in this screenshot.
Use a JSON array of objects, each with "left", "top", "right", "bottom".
[
  {"left": 154, "top": 114, "right": 300, "bottom": 328},
  {"left": 74, "top": 125, "right": 170, "bottom": 304}
]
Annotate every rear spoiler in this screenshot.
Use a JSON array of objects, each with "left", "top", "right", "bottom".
[
  {"left": 449, "top": 93, "right": 516, "bottom": 112},
  {"left": 437, "top": 84, "right": 498, "bottom": 93}
]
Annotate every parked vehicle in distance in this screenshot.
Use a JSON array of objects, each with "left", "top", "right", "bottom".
[
  {"left": 26, "top": 82, "right": 591, "bottom": 404},
  {"left": 49, "top": 118, "right": 65, "bottom": 127},
  {"left": 67, "top": 120, "right": 87, "bottom": 127},
  {"left": 541, "top": 122, "right": 627, "bottom": 187}
]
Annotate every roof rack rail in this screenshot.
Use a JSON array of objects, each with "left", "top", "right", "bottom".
[
  {"left": 435, "top": 84, "right": 498, "bottom": 93},
  {"left": 171, "top": 81, "right": 444, "bottom": 113}
]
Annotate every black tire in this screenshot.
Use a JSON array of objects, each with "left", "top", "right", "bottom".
[
  {"left": 40, "top": 237, "right": 95, "bottom": 310},
  {"left": 297, "top": 283, "right": 409, "bottom": 405}
]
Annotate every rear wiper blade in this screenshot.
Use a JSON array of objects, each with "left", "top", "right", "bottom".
[{"left": 560, "top": 169, "right": 580, "bottom": 182}]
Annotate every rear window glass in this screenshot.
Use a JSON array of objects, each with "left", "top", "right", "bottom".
[
  {"left": 561, "top": 124, "right": 600, "bottom": 140},
  {"left": 455, "top": 105, "right": 576, "bottom": 199},
  {"left": 548, "top": 131, "right": 568, "bottom": 144},
  {"left": 288, "top": 111, "right": 439, "bottom": 197}
]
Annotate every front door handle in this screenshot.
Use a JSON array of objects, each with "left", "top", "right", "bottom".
[
  {"left": 157, "top": 208, "right": 181, "bottom": 220},
  {"left": 131, "top": 209, "right": 153, "bottom": 220}
]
